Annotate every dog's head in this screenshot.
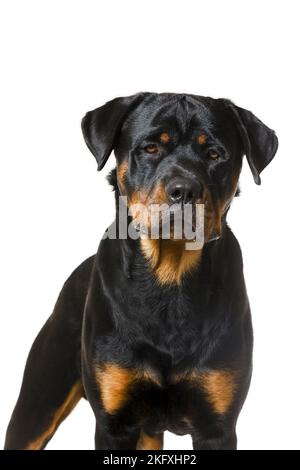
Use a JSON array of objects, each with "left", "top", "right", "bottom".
[{"left": 82, "top": 93, "right": 278, "bottom": 243}]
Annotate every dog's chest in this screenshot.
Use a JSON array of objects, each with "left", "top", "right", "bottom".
[
  {"left": 96, "top": 359, "right": 236, "bottom": 435},
  {"left": 123, "top": 290, "right": 226, "bottom": 368},
  {"left": 94, "top": 278, "right": 236, "bottom": 433}
]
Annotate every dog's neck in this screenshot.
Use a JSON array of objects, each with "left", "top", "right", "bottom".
[
  {"left": 139, "top": 238, "right": 202, "bottom": 286},
  {"left": 108, "top": 169, "right": 227, "bottom": 286}
]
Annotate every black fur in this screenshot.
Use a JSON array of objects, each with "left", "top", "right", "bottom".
[{"left": 5, "top": 93, "right": 278, "bottom": 450}]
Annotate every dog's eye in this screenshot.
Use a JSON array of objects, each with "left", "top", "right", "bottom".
[
  {"left": 207, "top": 150, "right": 220, "bottom": 161},
  {"left": 144, "top": 144, "right": 159, "bottom": 154}
]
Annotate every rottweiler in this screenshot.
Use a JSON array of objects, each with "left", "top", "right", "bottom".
[{"left": 4, "top": 93, "right": 278, "bottom": 450}]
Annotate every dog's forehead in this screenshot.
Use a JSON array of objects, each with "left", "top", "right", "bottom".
[{"left": 123, "top": 94, "right": 221, "bottom": 138}]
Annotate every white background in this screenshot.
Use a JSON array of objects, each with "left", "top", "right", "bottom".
[{"left": 0, "top": 0, "right": 299, "bottom": 450}]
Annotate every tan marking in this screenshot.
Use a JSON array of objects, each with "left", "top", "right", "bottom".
[
  {"left": 201, "top": 370, "right": 236, "bottom": 414},
  {"left": 173, "top": 369, "right": 236, "bottom": 415},
  {"left": 198, "top": 134, "right": 208, "bottom": 145},
  {"left": 160, "top": 132, "right": 171, "bottom": 144},
  {"left": 152, "top": 182, "right": 169, "bottom": 205},
  {"left": 128, "top": 189, "right": 149, "bottom": 229},
  {"left": 129, "top": 189, "right": 148, "bottom": 205},
  {"left": 129, "top": 184, "right": 169, "bottom": 230},
  {"left": 130, "top": 183, "right": 168, "bottom": 208},
  {"left": 130, "top": 184, "right": 202, "bottom": 284},
  {"left": 141, "top": 239, "right": 202, "bottom": 285},
  {"left": 130, "top": 183, "right": 168, "bottom": 206},
  {"left": 117, "top": 161, "right": 128, "bottom": 191},
  {"left": 203, "top": 181, "right": 241, "bottom": 243},
  {"left": 205, "top": 193, "right": 237, "bottom": 242},
  {"left": 204, "top": 200, "right": 223, "bottom": 242},
  {"left": 95, "top": 364, "right": 160, "bottom": 414},
  {"left": 96, "top": 364, "right": 135, "bottom": 414},
  {"left": 137, "top": 431, "right": 164, "bottom": 450},
  {"left": 25, "top": 381, "right": 83, "bottom": 450}
]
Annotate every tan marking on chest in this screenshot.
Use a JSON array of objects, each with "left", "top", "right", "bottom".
[
  {"left": 137, "top": 431, "right": 164, "bottom": 450},
  {"left": 200, "top": 370, "right": 236, "bottom": 414},
  {"left": 141, "top": 238, "right": 202, "bottom": 285},
  {"left": 173, "top": 369, "right": 236, "bottom": 415},
  {"left": 95, "top": 364, "right": 160, "bottom": 414}
]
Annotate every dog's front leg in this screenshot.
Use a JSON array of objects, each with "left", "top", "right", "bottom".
[
  {"left": 93, "top": 410, "right": 164, "bottom": 450},
  {"left": 94, "top": 418, "right": 141, "bottom": 450},
  {"left": 192, "top": 430, "right": 237, "bottom": 450}
]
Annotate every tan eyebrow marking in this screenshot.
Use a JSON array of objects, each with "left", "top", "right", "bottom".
[
  {"left": 160, "top": 132, "right": 171, "bottom": 144},
  {"left": 197, "top": 134, "right": 208, "bottom": 145}
]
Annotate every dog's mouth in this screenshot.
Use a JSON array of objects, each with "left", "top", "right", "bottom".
[{"left": 129, "top": 200, "right": 221, "bottom": 243}]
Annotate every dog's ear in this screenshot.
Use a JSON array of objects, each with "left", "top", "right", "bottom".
[
  {"left": 226, "top": 102, "right": 278, "bottom": 184},
  {"left": 81, "top": 93, "right": 146, "bottom": 170}
]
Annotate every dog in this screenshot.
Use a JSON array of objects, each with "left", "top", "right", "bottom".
[{"left": 5, "top": 92, "right": 278, "bottom": 450}]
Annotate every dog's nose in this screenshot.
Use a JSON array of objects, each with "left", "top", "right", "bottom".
[{"left": 165, "top": 177, "right": 202, "bottom": 204}]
